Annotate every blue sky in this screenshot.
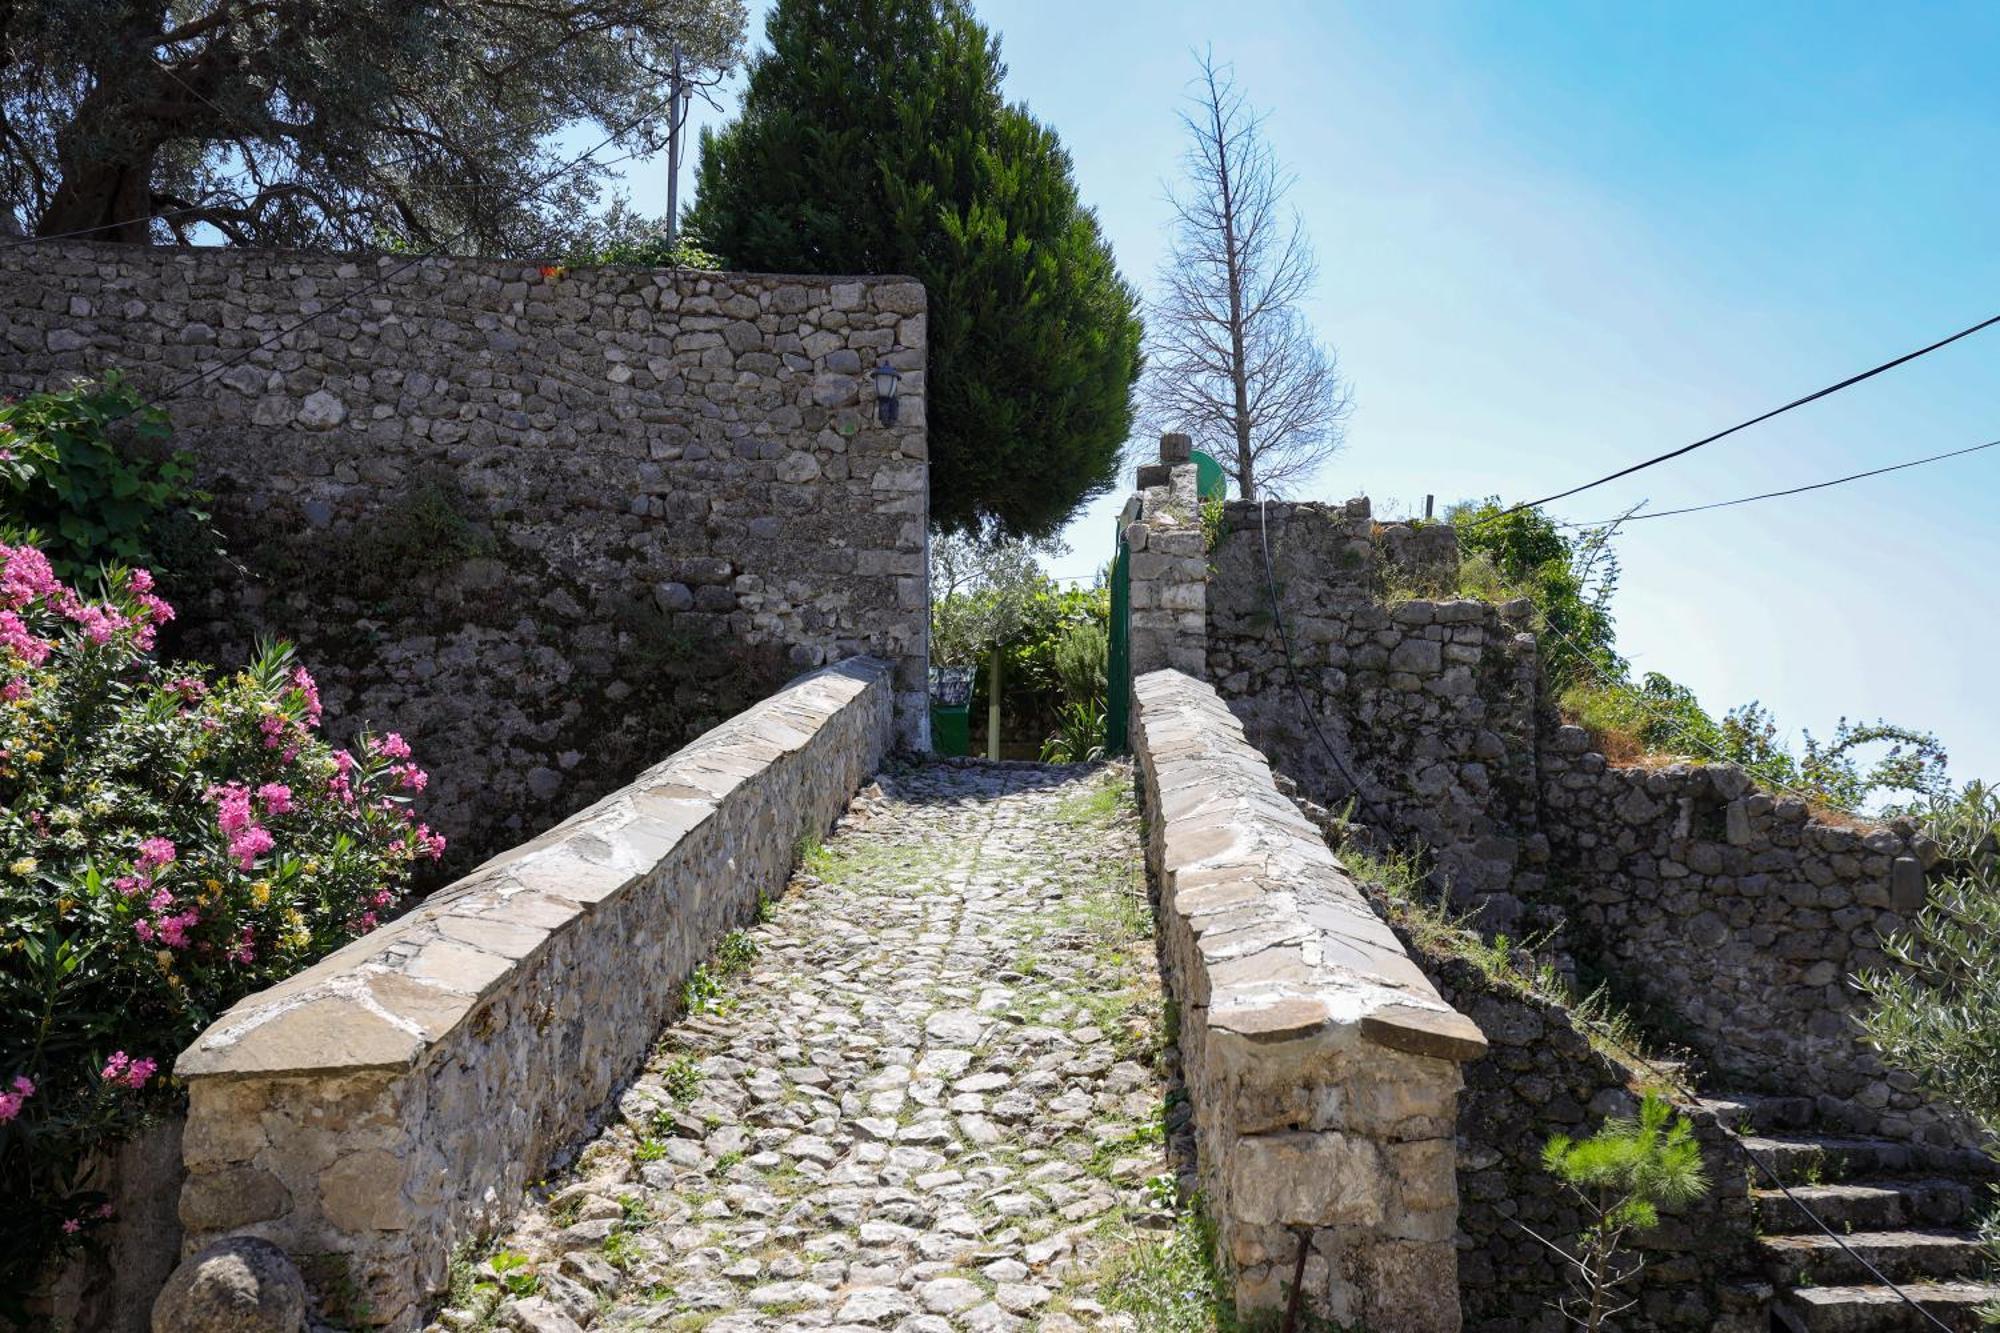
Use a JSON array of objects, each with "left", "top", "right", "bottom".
[{"left": 610, "top": 0, "right": 2000, "bottom": 787}]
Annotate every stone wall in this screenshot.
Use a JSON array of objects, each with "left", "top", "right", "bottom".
[
  {"left": 1129, "top": 668, "right": 1486, "bottom": 1333},
  {"left": 1422, "top": 952, "right": 1763, "bottom": 1332},
  {"left": 1122, "top": 433, "right": 1207, "bottom": 676},
  {"left": 1197, "top": 496, "right": 1963, "bottom": 1143},
  {"left": 0, "top": 242, "right": 928, "bottom": 869},
  {"left": 1205, "top": 499, "right": 1545, "bottom": 923},
  {"left": 1540, "top": 737, "right": 1954, "bottom": 1141},
  {"left": 170, "top": 657, "right": 895, "bottom": 1328},
  {"left": 37, "top": 1118, "right": 187, "bottom": 1333}
]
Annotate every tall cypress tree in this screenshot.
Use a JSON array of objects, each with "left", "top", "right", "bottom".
[{"left": 686, "top": 0, "right": 1143, "bottom": 538}]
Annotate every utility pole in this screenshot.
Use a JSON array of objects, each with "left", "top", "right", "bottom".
[{"left": 664, "top": 46, "right": 689, "bottom": 246}]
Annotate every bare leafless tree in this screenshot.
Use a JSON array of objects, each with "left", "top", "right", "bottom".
[{"left": 1143, "top": 51, "right": 1353, "bottom": 499}]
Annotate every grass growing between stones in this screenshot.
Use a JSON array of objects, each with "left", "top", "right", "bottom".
[{"left": 1342, "top": 845, "right": 1673, "bottom": 1084}]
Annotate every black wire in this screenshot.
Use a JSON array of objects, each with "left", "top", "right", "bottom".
[
  {"left": 1465, "top": 312, "right": 2000, "bottom": 531},
  {"left": 1257, "top": 499, "right": 1393, "bottom": 829},
  {"left": 1562, "top": 436, "right": 2000, "bottom": 527}
]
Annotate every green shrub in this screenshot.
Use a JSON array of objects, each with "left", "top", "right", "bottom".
[
  {"left": 0, "top": 374, "right": 215, "bottom": 584},
  {"left": 1536, "top": 1094, "right": 1709, "bottom": 1331}
]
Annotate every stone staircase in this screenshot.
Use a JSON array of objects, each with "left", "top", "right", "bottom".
[{"left": 1703, "top": 1093, "right": 2000, "bottom": 1331}]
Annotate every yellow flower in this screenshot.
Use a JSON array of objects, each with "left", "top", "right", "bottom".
[
  {"left": 204, "top": 878, "right": 221, "bottom": 892},
  {"left": 8, "top": 857, "right": 35, "bottom": 876},
  {"left": 21, "top": 749, "right": 42, "bottom": 764},
  {"left": 156, "top": 949, "right": 174, "bottom": 969},
  {"left": 250, "top": 881, "right": 272, "bottom": 907}
]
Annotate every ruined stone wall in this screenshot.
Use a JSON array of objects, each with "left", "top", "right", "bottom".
[
  {"left": 1540, "top": 735, "right": 1954, "bottom": 1141},
  {"left": 0, "top": 242, "right": 928, "bottom": 869},
  {"left": 1423, "top": 953, "right": 1763, "bottom": 1332},
  {"left": 1130, "top": 668, "right": 1486, "bottom": 1333},
  {"left": 1201, "top": 496, "right": 1960, "bottom": 1145},
  {"left": 172, "top": 658, "right": 894, "bottom": 1328},
  {"left": 1205, "top": 500, "right": 1546, "bottom": 925}
]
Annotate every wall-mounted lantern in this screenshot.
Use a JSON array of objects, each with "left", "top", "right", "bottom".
[{"left": 871, "top": 361, "right": 903, "bottom": 426}]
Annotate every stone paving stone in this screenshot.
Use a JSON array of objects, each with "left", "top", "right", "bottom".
[{"left": 444, "top": 760, "right": 1173, "bottom": 1333}]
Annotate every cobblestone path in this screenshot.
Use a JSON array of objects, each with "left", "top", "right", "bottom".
[{"left": 447, "top": 760, "right": 1198, "bottom": 1333}]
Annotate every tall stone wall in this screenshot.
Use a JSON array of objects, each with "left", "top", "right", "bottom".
[
  {"left": 0, "top": 242, "right": 929, "bottom": 868},
  {"left": 1205, "top": 500, "right": 1545, "bottom": 923}
]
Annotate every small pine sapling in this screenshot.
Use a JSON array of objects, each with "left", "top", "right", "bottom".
[{"left": 1526, "top": 1093, "right": 1710, "bottom": 1331}]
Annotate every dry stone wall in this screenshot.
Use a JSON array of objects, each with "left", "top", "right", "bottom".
[
  {"left": 170, "top": 658, "right": 894, "bottom": 1329},
  {"left": 1200, "top": 497, "right": 1964, "bottom": 1142},
  {"left": 1130, "top": 668, "right": 1486, "bottom": 1333},
  {"left": 1541, "top": 738, "right": 1957, "bottom": 1142},
  {"left": 0, "top": 242, "right": 928, "bottom": 869},
  {"left": 1205, "top": 499, "right": 1545, "bottom": 922}
]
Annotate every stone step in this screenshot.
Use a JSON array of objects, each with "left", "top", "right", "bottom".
[
  {"left": 1701, "top": 1092, "right": 1818, "bottom": 1134},
  {"left": 1777, "top": 1280, "right": 2000, "bottom": 1332},
  {"left": 1759, "top": 1230, "right": 1990, "bottom": 1287},
  {"left": 1755, "top": 1180, "right": 1979, "bottom": 1233},
  {"left": 1738, "top": 1134, "right": 2000, "bottom": 1185}
]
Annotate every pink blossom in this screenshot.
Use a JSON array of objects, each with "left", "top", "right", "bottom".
[
  {"left": 227, "top": 825, "right": 274, "bottom": 870},
  {"left": 358, "top": 911, "right": 380, "bottom": 931},
  {"left": 0, "top": 543, "right": 60, "bottom": 610},
  {"left": 136, "top": 837, "right": 176, "bottom": 872},
  {"left": 152, "top": 910, "right": 200, "bottom": 949},
  {"left": 0, "top": 609, "right": 50, "bottom": 666},
  {"left": 61, "top": 1219, "right": 80, "bottom": 1235},
  {"left": 415, "top": 824, "right": 447, "bottom": 861},
  {"left": 209, "top": 783, "right": 253, "bottom": 834},
  {"left": 101, "top": 1051, "right": 129, "bottom": 1082},
  {"left": 259, "top": 714, "right": 287, "bottom": 750},
  {"left": 125, "top": 1057, "right": 158, "bottom": 1089},
  {"left": 147, "top": 887, "right": 174, "bottom": 913},
  {"left": 391, "top": 763, "right": 428, "bottom": 793},
  {"left": 113, "top": 874, "right": 145, "bottom": 896},
  {"left": 0, "top": 1074, "right": 33, "bottom": 1123},
  {"left": 128, "top": 568, "right": 154, "bottom": 594},
  {"left": 168, "top": 676, "right": 207, "bottom": 704},
  {"left": 133, "top": 919, "right": 154, "bottom": 943},
  {"left": 289, "top": 667, "right": 322, "bottom": 727},
  {"left": 135, "top": 592, "right": 174, "bottom": 626},
  {"left": 371, "top": 732, "right": 412, "bottom": 760},
  {"left": 12, "top": 1075, "right": 32, "bottom": 1096},
  {"left": 96, "top": 1203, "right": 115, "bottom": 1219},
  {"left": 1, "top": 677, "right": 26, "bottom": 702},
  {"left": 256, "top": 782, "right": 293, "bottom": 815},
  {"left": 227, "top": 927, "right": 256, "bottom": 965}
]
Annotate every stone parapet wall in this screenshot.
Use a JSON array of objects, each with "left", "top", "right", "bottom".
[
  {"left": 0, "top": 242, "right": 928, "bottom": 868},
  {"left": 171, "top": 657, "right": 895, "bottom": 1328},
  {"left": 1541, "top": 734, "right": 1952, "bottom": 1141},
  {"left": 1129, "top": 668, "right": 1486, "bottom": 1333}
]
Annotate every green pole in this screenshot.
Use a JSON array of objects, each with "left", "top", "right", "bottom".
[{"left": 987, "top": 651, "right": 1002, "bottom": 761}]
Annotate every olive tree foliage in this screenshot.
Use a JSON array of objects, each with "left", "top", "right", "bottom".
[
  {"left": 0, "top": 0, "right": 745, "bottom": 253},
  {"left": 1860, "top": 782, "right": 2000, "bottom": 1143},
  {"left": 1142, "top": 50, "right": 1352, "bottom": 500},
  {"left": 928, "top": 528, "right": 1055, "bottom": 669}
]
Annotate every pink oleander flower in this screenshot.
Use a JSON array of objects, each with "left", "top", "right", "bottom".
[
  {"left": 61, "top": 1219, "right": 80, "bottom": 1234},
  {"left": 259, "top": 714, "right": 287, "bottom": 749},
  {"left": 128, "top": 568, "right": 154, "bottom": 594},
  {"left": 209, "top": 783, "right": 253, "bottom": 834},
  {"left": 168, "top": 676, "right": 207, "bottom": 704},
  {"left": 0, "top": 1074, "right": 33, "bottom": 1123},
  {"left": 152, "top": 910, "right": 199, "bottom": 949},
  {"left": 136, "top": 837, "right": 176, "bottom": 872},
  {"left": 1, "top": 677, "right": 25, "bottom": 701},
  {"left": 228, "top": 927, "right": 256, "bottom": 965},
  {"left": 228, "top": 824, "right": 274, "bottom": 870},
  {"left": 0, "top": 543, "right": 59, "bottom": 610},
  {"left": 415, "top": 823, "right": 447, "bottom": 861},
  {"left": 256, "top": 782, "right": 293, "bottom": 815},
  {"left": 371, "top": 732, "right": 412, "bottom": 760},
  {"left": 147, "top": 887, "right": 174, "bottom": 913},
  {"left": 289, "top": 666, "right": 322, "bottom": 727},
  {"left": 0, "top": 609, "right": 50, "bottom": 666},
  {"left": 391, "top": 763, "right": 428, "bottom": 793}
]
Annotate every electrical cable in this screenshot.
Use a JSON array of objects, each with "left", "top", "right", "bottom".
[
  {"left": 1561, "top": 436, "right": 2000, "bottom": 527},
  {"left": 1464, "top": 312, "right": 2000, "bottom": 530}
]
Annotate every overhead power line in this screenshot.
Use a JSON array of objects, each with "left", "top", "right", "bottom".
[
  {"left": 1465, "top": 311, "right": 2000, "bottom": 530},
  {"left": 1564, "top": 436, "right": 2000, "bottom": 527}
]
